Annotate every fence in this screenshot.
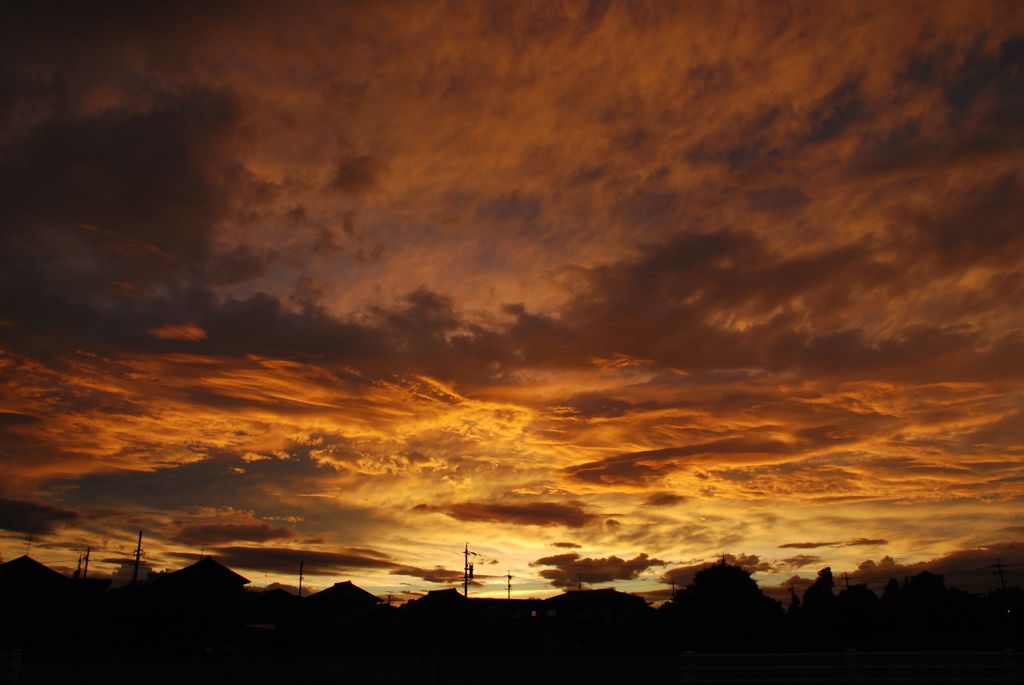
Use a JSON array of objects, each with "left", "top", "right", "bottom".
[
  {"left": 681, "top": 650, "right": 1023, "bottom": 684},
  {"left": 0, "top": 650, "right": 21, "bottom": 685}
]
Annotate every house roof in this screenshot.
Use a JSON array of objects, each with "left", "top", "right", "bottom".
[
  {"left": 547, "top": 588, "right": 648, "bottom": 605},
  {"left": 247, "top": 587, "right": 300, "bottom": 603},
  {"left": 0, "top": 555, "right": 67, "bottom": 585},
  {"left": 158, "top": 556, "right": 251, "bottom": 586},
  {"left": 308, "top": 580, "right": 380, "bottom": 605},
  {"left": 406, "top": 587, "right": 466, "bottom": 607}
]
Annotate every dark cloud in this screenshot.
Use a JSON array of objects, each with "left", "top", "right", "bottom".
[
  {"left": 0, "top": 497, "right": 79, "bottom": 536},
  {"left": 943, "top": 36, "right": 1024, "bottom": 126},
  {"left": 642, "top": 492, "right": 687, "bottom": 507},
  {"left": 845, "top": 537, "right": 889, "bottom": 547},
  {"left": 55, "top": 446, "right": 385, "bottom": 542},
  {"left": 779, "top": 538, "right": 888, "bottom": 550},
  {"left": 846, "top": 542, "right": 1024, "bottom": 593},
  {"left": 660, "top": 554, "right": 776, "bottom": 588},
  {"left": 761, "top": 574, "right": 816, "bottom": 604},
  {"left": 0, "top": 88, "right": 240, "bottom": 285},
  {"left": 779, "top": 541, "right": 839, "bottom": 549},
  {"left": 416, "top": 501, "right": 596, "bottom": 528},
  {"left": 777, "top": 554, "right": 822, "bottom": 571},
  {"left": 552, "top": 541, "right": 581, "bottom": 549},
  {"left": 552, "top": 393, "right": 632, "bottom": 419},
  {"left": 195, "top": 545, "right": 396, "bottom": 576},
  {"left": 390, "top": 565, "right": 480, "bottom": 585},
  {"left": 804, "top": 79, "right": 865, "bottom": 144},
  {"left": 530, "top": 552, "right": 666, "bottom": 588},
  {"left": 567, "top": 436, "right": 803, "bottom": 485},
  {"left": 174, "top": 522, "right": 297, "bottom": 546},
  {"left": 331, "top": 155, "right": 387, "bottom": 196}
]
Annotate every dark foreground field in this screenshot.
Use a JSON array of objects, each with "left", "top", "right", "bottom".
[{"left": 15, "top": 647, "right": 681, "bottom": 685}]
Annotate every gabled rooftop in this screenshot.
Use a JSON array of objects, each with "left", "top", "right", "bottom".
[
  {"left": 0, "top": 555, "right": 67, "bottom": 585},
  {"left": 157, "top": 556, "right": 251, "bottom": 586},
  {"left": 308, "top": 580, "right": 380, "bottom": 606}
]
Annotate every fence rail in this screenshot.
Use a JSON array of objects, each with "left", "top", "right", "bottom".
[
  {"left": 0, "top": 650, "right": 21, "bottom": 685},
  {"left": 681, "top": 650, "right": 1023, "bottom": 684}
]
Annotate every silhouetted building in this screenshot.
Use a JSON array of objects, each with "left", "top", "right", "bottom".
[
  {"left": 544, "top": 588, "right": 651, "bottom": 625},
  {"left": 0, "top": 556, "right": 69, "bottom": 648},
  {"left": 133, "top": 556, "right": 251, "bottom": 648},
  {"left": 243, "top": 587, "right": 302, "bottom": 628},
  {"left": 0, "top": 555, "right": 67, "bottom": 591},
  {"left": 147, "top": 555, "right": 250, "bottom": 604},
  {"left": 307, "top": 580, "right": 380, "bottom": 615}
]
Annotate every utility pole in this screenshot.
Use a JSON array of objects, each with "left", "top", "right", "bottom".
[
  {"left": 131, "top": 530, "right": 143, "bottom": 584},
  {"left": 671, "top": 579, "right": 677, "bottom": 602},
  {"left": 83, "top": 546, "right": 90, "bottom": 579},
  {"left": 506, "top": 571, "right": 512, "bottom": 600},
  {"left": 74, "top": 553, "right": 82, "bottom": 578},
  {"left": 463, "top": 543, "right": 478, "bottom": 597},
  {"left": 298, "top": 560, "right": 304, "bottom": 597},
  {"left": 991, "top": 558, "right": 1008, "bottom": 591}
]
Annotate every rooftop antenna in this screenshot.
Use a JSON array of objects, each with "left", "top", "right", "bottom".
[
  {"left": 506, "top": 570, "right": 512, "bottom": 600},
  {"left": 74, "top": 553, "right": 83, "bottom": 578},
  {"left": 83, "top": 546, "right": 90, "bottom": 579}
]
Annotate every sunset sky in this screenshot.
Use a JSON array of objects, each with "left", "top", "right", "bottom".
[{"left": 1, "top": 1, "right": 1022, "bottom": 601}]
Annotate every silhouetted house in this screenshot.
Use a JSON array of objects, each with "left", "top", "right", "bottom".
[
  {"left": 0, "top": 555, "right": 67, "bottom": 591},
  {"left": 541, "top": 588, "right": 653, "bottom": 649},
  {"left": 148, "top": 556, "right": 250, "bottom": 605},
  {"left": 306, "top": 580, "right": 380, "bottom": 623},
  {"left": 467, "top": 598, "right": 546, "bottom": 625},
  {"left": 243, "top": 587, "right": 303, "bottom": 628},
  {"left": 240, "top": 588, "right": 304, "bottom": 649},
  {"left": 402, "top": 587, "right": 465, "bottom": 616},
  {"left": 544, "top": 588, "right": 652, "bottom": 626},
  {"left": 0, "top": 556, "right": 69, "bottom": 647},
  {"left": 136, "top": 556, "right": 250, "bottom": 646}
]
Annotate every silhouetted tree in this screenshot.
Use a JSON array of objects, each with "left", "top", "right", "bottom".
[
  {"left": 799, "top": 567, "right": 837, "bottom": 647},
  {"left": 675, "top": 561, "right": 783, "bottom": 651},
  {"left": 836, "top": 583, "right": 879, "bottom": 647}
]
